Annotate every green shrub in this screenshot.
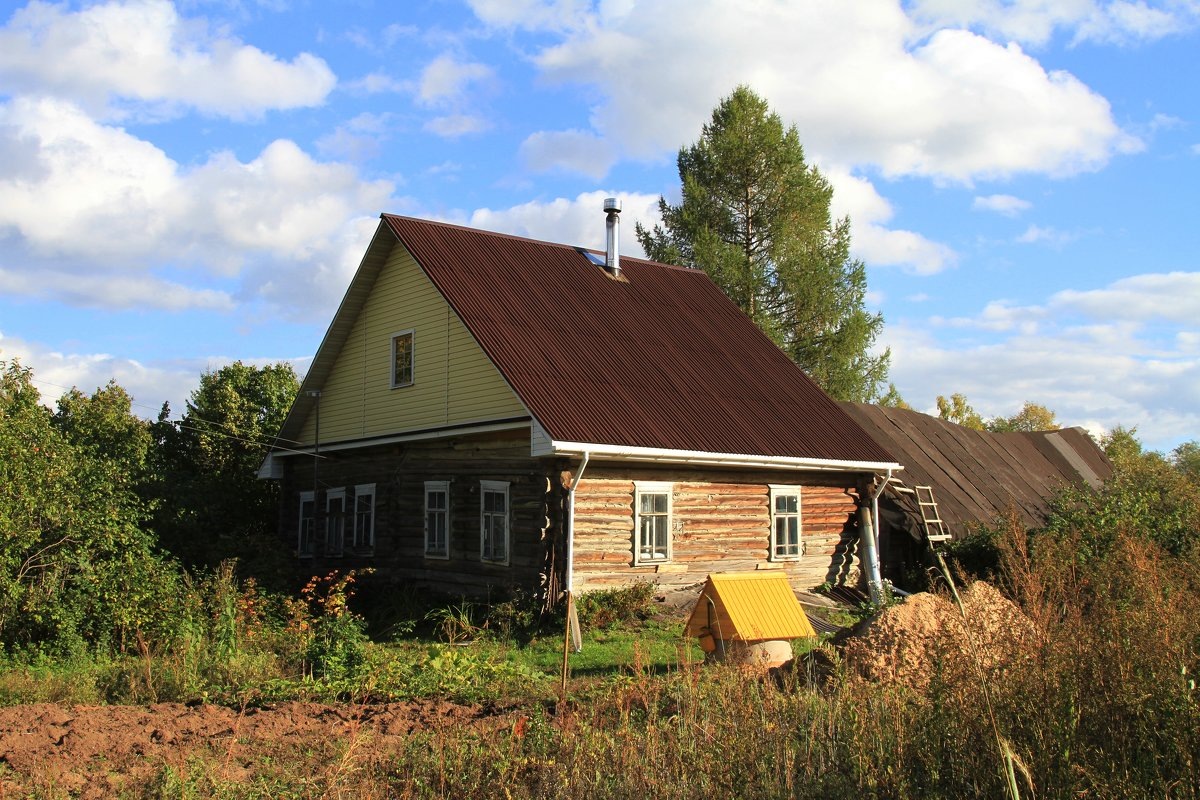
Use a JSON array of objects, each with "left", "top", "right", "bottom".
[
  {"left": 944, "top": 522, "right": 1002, "bottom": 579},
  {"left": 575, "top": 582, "right": 657, "bottom": 629}
]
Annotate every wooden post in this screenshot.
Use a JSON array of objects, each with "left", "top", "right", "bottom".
[{"left": 559, "top": 590, "right": 573, "bottom": 705}]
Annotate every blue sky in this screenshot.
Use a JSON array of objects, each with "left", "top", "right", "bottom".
[{"left": 0, "top": 0, "right": 1197, "bottom": 452}]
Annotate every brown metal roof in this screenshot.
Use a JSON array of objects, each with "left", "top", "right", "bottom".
[
  {"left": 840, "top": 402, "right": 1112, "bottom": 531},
  {"left": 380, "top": 214, "right": 896, "bottom": 465}
]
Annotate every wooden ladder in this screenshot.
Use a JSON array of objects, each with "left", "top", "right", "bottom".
[{"left": 914, "top": 485, "right": 952, "bottom": 544}]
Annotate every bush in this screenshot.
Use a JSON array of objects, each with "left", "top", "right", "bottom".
[{"left": 575, "top": 582, "right": 657, "bottom": 629}]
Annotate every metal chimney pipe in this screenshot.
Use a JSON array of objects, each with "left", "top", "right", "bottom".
[{"left": 603, "top": 197, "right": 621, "bottom": 276}]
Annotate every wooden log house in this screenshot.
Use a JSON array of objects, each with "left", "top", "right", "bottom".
[{"left": 259, "top": 206, "right": 903, "bottom": 604}]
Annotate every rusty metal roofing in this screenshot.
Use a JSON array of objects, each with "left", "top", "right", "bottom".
[
  {"left": 840, "top": 402, "right": 1113, "bottom": 532},
  {"left": 685, "top": 571, "right": 817, "bottom": 642},
  {"left": 380, "top": 214, "right": 896, "bottom": 465}
]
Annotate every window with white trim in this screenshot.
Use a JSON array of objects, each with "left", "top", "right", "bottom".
[
  {"left": 480, "top": 480, "right": 509, "bottom": 564},
  {"left": 769, "top": 485, "right": 802, "bottom": 561},
  {"left": 326, "top": 487, "right": 346, "bottom": 556},
  {"left": 390, "top": 330, "right": 414, "bottom": 388},
  {"left": 298, "top": 491, "right": 315, "bottom": 557},
  {"left": 353, "top": 484, "right": 375, "bottom": 550},
  {"left": 634, "top": 481, "right": 672, "bottom": 565},
  {"left": 425, "top": 481, "right": 450, "bottom": 559}
]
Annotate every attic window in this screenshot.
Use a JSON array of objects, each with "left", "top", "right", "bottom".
[{"left": 391, "top": 330, "right": 414, "bottom": 388}]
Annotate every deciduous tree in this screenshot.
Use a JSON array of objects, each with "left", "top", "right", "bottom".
[
  {"left": 0, "top": 360, "right": 178, "bottom": 653},
  {"left": 936, "top": 393, "right": 986, "bottom": 430},
  {"left": 636, "top": 86, "right": 889, "bottom": 402},
  {"left": 987, "top": 402, "right": 1059, "bottom": 433},
  {"left": 153, "top": 361, "right": 298, "bottom": 581}
]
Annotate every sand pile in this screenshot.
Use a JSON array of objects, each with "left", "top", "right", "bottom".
[{"left": 838, "top": 581, "right": 1037, "bottom": 688}]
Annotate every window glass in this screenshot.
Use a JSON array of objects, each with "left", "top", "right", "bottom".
[
  {"left": 634, "top": 482, "right": 672, "bottom": 564},
  {"left": 425, "top": 481, "right": 449, "bottom": 558},
  {"left": 326, "top": 489, "right": 345, "bottom": 556},
  {"left": 391, "top": 331, "right": 414, "bottom": 387},
  {"left": 298, "top": 492, "right": 315, "bottom": 556},
  {"left": 769, "top": 486, "right": 802, "bottom": 560},
  {"left": 353, "top": 484, "right": 375, "bottom": 549},
  {"left": 480, "top": 481, "right": 509, "bottom": 563}
]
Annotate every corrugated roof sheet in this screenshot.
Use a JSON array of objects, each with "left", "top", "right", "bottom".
[
  {"left": 840, "top": 403, "right": 1113, "bottom": 532},
  {"left": 685, "top": 571, "right": 817, "bottom": 642},
  {"left": 380, "top": 214, "right": 896, "bottom": 464}
]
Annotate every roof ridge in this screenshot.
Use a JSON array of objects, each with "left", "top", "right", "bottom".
[{"left": 380, "top": 212, "right": 701, "bottom": 274}]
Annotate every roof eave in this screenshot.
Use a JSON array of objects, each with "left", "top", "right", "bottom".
[{"left": 542, "top": 438, "right": 903, "bottom": 474}]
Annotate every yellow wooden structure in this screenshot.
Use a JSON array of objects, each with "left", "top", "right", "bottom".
[{"left": 685, "top": 571, "right": 816, "bottom": 656}]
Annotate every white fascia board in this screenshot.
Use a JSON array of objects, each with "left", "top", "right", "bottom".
[
  {"left": 545, "top": 439, "right": 903, "bottom": 474},
  {"left": 257, "top": 452, "right": 283, "bottom": 480}
]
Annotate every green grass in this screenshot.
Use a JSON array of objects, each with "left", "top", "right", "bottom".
[{"left": 522, "top": 616, "right": 701, "bottom": 676}]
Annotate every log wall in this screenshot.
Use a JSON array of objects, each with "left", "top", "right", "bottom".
[
  {"left": 570, "top": 464, "right": 864, "bottom": 593},
  {"left": 278, "top": 429, "right": 564, "bottom": 599},
  {"left": 276, "top": 436, "right": 869, "bottom": 600}
]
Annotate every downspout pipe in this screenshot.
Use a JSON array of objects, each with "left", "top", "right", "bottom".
[
  {"left": 862, "top": 468, "right": 892, "bottom": 606},
  {"left": 565, "top": 451, "right": 589, "bottom": 597},
  {"left": 563, "top": 452, "right": 589, "bottom": 654}
]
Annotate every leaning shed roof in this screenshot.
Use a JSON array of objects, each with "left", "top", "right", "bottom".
[
  {"left": 685, "top": 571, "right": 817, "bottom": 642},
  {"left": 347, "top": 214, "right": 896, "bottom": 465},
  {"left": 840, "top": 403, "right": 1113, "bottom": 531}
]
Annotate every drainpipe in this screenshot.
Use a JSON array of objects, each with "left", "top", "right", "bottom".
[{"left": 860, "top": 468, "right": 892, "bottom": 606}]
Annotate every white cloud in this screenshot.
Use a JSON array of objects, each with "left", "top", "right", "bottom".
[
  {"left": 345, "top": 72, "right": 406, "bottom": 95},
  {"left": 417, "top": 54, "right": 493, "bottom": 106},
  {"left": 315, "top": 112, "right": 396, "bottom": 162},
  {"left": 519, "top": 130, "right": 618, "bottom": 179},
  {"left": 0, "top": 330, "right": 200, "bottom": 419},
  {"left": 0, "top": 330, "right": 315, "bottom": 421},
  {"left": 0, "top": 0, "right": 335, "bottom": 120},
  {"left": 468, "top": 0, "right": 1135, "bottom": 276},
  {"left": 425, "top": 114, "right": 490, "bottom": 137},
  {"left": 886, "top": 271, "right": 1200, "bottom": 451},
  {"left": 466, "top": 0, "right": 595, "bottom": 32},
  {"left": 0, "top": 269, "right": 233, "bottom": 312},
  {"left": 0, "top": 97, "right": 395, "bottom": 317},
  {"left": 908, "top": 0, "right": 1199, "bottom": 47},
  {"left": 973, "top": 193, "right": 1032, "bottom": 215},
  {"left": 1017, "top": 224, "right": 1080, "bottom": 246},
  {"left": 1051, "top": 272, "right": 1200, "bottom": 324},
  {"left": 466, "top": 190, "right": 663, "bottom": 255},
  {"left": 503, "top": 0, "right": 1139, "bottom": 184},
  {"left": 826, "top": 168, "right": 958, "bottom": 274},
  {"left": 856, "top": 225, "right": 958, "bottom": 275}
]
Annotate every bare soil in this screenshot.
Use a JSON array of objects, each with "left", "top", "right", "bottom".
[{"left": 0, "top": 698, "right": 517, "bottom": 797}]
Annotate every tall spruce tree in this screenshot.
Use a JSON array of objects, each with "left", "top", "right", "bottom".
[{"left": 637, "top": 86, "right": 889, "bottom": 401}]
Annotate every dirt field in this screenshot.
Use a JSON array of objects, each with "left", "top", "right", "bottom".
[{"left": 0, "top": 699, "right": 516, "bottom": 797}]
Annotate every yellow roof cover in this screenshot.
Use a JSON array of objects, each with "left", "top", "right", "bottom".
[{"left": 685, "top": 571, "right": 816, "bottom": 642}]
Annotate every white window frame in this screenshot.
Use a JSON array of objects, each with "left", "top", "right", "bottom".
[
  {"left": 633, "top": 481, "right": 673, "bottom": 565},
  {"left": 769, "top": 485, "right": 802, "bottom": 561},
  {"left": 298, "top": 490, "right": 315, "bottom": 557},
  {"left": 479, "top": 480, "right": 510, "bottom": 565},
  {"left": 325, "top": 487, "right": 346, "bottom": 557},
  {"left": 424, "top": 480, "right": 450, "bottom": 559},
  {"left": 390, "top": 329, "right": 415, "bottom": 388},
  {"left": 353, "top": 483, "right": 376, "bottom": 550}
]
